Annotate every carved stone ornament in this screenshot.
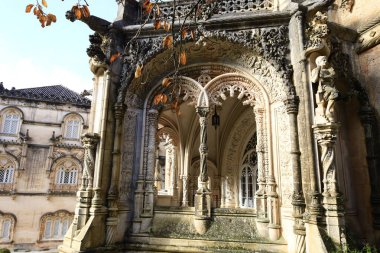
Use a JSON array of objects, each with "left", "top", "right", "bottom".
[
  {"left": 311, "top": 56, "right": 339, "bottom": 123},
  {"left": 340, "top": 0, "right": 354, "bottom": 11},
  {"left": 143, "top": 0, "right": 274, "bottom": 23},
  {"left": 120, "top": 25, "right": 294, "bottom": 104},
  {"left": 356, "top": 20, "right": 380, "bottom": 54},
  {"left": 81, "top": 133, "right": 100, "bottom": 189},
  {"left": 305, "top": 11, "right": 330, "bottom": 56}
]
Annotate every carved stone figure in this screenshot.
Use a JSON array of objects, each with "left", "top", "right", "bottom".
[{"left": 311, "top": 56, "right": 339, "bottom": 122}]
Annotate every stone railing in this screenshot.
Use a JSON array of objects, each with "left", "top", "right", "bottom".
[{"left": 148, "top": 0, "right": 274, "bottom": 20}]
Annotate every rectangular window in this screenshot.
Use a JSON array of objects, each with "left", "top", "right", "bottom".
[
  {"left": 44, "top": 220, "right": 52, "bottom": 239},
  {"left": 66, "top": 120, "right": 80, "bottom": 139},
  {"left": 1, "top": 220, "right": 11, "bottom": 239},
  {"left": 2, "top": 114, "right": 19, "bottom": 134},
  {"left": 53, "top": 219, "right": 60, "bottom": 238},
  {"left": 62, "top": 219, "right": 69, "bottom": 237}
]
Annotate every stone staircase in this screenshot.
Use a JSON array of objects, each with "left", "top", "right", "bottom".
[{"left": 123, "top": 207, "right": 288, "bottom": 253}]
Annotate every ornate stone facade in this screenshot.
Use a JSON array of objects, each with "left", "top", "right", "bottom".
[
  {"left": 58, "top": 1, "right": 380, "bottom": 253},
  {"left": 0, "top": 85, "right": 90, "bottom": 251}
]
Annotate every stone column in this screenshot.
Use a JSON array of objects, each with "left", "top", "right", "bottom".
[
  {"left": 72, "top": 133, "right": 100, "bottom": 231},
  {"left": 140, "top": 109, "right": 158, "bottom": 232},
  {"left": 182, "top": 176, "right": 189, "bottom": 207},
  {"left": 285, "top": 96, "right": 306, "bottom": 253},
  {"left": 170, "top": 146, "right": 179, "bottom": 205},
  {"left": 313, "top": 122, "right": 345, "bottom": 244},
  {"left": 154, "top": 148, "right": 162, "bottom": 192},
  {"left": 254, "top": 107, "right": 268, "bottom": 224},
  {"left": 165, "top": 145, "right": 172, "bottom": 191},
  {"left": 106, "top": 104, "right": 125, "bottom": 245},
  {"left": 194, "top": 107, "right": 211, "bottom": 235},
  {"left": 360, "top": 105, "right": 380, "bottom": 229}
]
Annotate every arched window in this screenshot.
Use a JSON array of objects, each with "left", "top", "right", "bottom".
[
  {"left": 40, "top": 210, "right": 73, "bottom": 241},
  {"left": 0, "top": 165, "right": 14, "bottom": 183},
  {"left": 56, "top": 167, "right": 77, "bottom": 184},
  {"left": 50, "top": 159, "right": 81, "bottom": 192},
  {"left": 239, "top": 133, "right": 258, "bottom": 208},
  {"left": 63, "top": 114, "right": 83, "bottom": 140},
  {"left": 0, "top": 107, "right": 22, "bottom": 135},
  {"left": 0, "top": 213, "right": 16, "bottom": 243},
  {"left": 0, "top": 156, "right": 16, "bottom": 185}
]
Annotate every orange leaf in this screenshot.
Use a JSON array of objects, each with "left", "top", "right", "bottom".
[
  {"left": 191, "top": 30, "right": 196, "bottom": 40},
  {"left": 82, "top": 5, "right": 91, "bottom": 18},
  {"left": 153, "top": 94, "right": 162, "bottom": 105},
  {"left": 181, "top": 29, "right": 187, "bottom": 39},
  {"left": 135, "top": 64, "right": 143, "bottom": 78},
  {"left": 164, "top": 22, "right": 171, "bottom": 32},
  {"left": 156, "top": 5, "right": 161, "bottom": 15},
  {"left": 179, "top": 51, "right": 187, "bottom": 65},
  {"left": 161, "top": 94, "right": 168, "bottom": 104},
  {"left": 46, "top": 15, "right": 52, "bottom": 26},
  {"left": 154, "top": 19, "right": 161, "bottom": 30},
  {"left": 25, "top": 4, "right": 34, "bottom": 13},
  {"left": 42, "top": 0, "right": 48, "bottom": 8},
  {"left": 163, "top": 35, "right": 173, "bottom": 48},
  {"left": 75, "top": 8, "right": 82, "bottom": 20},
  {"left": 110, "top": 52, "right": 121, "bottom": 63},
  {"left": 145, "top": 2, "right": 154, "bottom": 13},
  {"left": 39, "top": 15, "right": 47, "bottom": 27},
  {"left": 48, "top": 13, "right": 57, "bottom": 22},
  {"left": 162, "top": 77, "right": 172, "bottom": 87}
]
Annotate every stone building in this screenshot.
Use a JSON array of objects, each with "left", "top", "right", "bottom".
[
  {"left": 32, "top": 0, "right": 380, "bottom": 252},
  {"left": 0, "top": 84, "right": 91, "bottom": 251}
]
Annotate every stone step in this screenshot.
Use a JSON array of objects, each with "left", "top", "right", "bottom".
[{"left": 124, "top": 235, "right": 288, "bottom": 253}]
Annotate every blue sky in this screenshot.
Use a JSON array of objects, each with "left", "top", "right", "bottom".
[{"left": 0, "top": 1, "right": 117, "bottom": 93}]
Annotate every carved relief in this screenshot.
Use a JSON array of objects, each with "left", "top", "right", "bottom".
[
  {"left": 119, "top": 110, "right": 138, "bottom": 205},
  {"left": 121, "top": 26, "right": 293, "bottom": 105},
  {"left": 305, "top": 11, "right": 330, "bottom": 56},
  {"left": 274, "top": 105, "right": 293, "bottom": 207},
  {"left": 206, "top": 75, "right": 264, "bottom": 107},
  {"left": 340, "top": 0, "right": 354, "bottom": 11}
]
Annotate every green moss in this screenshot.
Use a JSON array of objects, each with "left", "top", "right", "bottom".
[{"left": 0, "top": 248, "right": 11, "bottom": 253}]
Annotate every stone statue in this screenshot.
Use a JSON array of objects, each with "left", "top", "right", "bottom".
[{"left": 311, "top": 56, "right": 339, "bottom": 122}]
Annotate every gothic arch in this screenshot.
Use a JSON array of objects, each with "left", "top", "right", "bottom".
[{"left": 204, "top": 72, "right": 270, "bottom": 107}]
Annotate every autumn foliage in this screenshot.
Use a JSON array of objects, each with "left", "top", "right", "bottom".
[{"left": 26, "top": 0, "right": 90, "bottom": 27}]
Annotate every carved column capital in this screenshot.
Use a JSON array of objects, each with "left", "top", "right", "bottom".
[
  {"left": 313, "top": 123, "right": 340, "bottom": 145},
  {"left": 284, "top": 96, "right": 300, "bottom": 114},
  {"left": 81, "top": 133, "right": 100, "bottom": 149},
  {"left": 196, "top": 107, "right": 209, "bottom": 117}
]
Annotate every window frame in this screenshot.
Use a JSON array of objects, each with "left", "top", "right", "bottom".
[
  {"left": 62, "top": 113, "right": 84, "bottom": 140},
  {"left": 0, "top": 213, "right": 16, "bottom": 243},
  {"left": 0, "top": 107, "right": 23, "bottom": 136},
  {"left": 40, "top": 211, "right": 73, "bottom": 241}
]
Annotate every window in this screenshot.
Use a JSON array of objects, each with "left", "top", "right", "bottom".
[
  {"left": 0, "top": 165, "right": 14, "bottom": 183},
  {"left": 0, "top": 108, "right": 22, "bottom": 135},
  {"left": 63, "top": 114, "right": 83, "bottom": 140},
  {"left": 239, "top": 133, "right": 258, "bottom": 208},
  {"left": 56, "top": 167, "right": 77, "bottom": 184},
  {"left": 240, "top": 165, "right": 256, "bottom": 208},
  {"left": 40, "top": 211, "right": 73, "bottom": 241},
  {"left": 50, "top": 159, "right": 81, "bottom": 192},
  {"left": 0, "top": 213, "right": 15, "bottom": 242},
  {"left": 65, "top": 120, "right": 80, "bottom": 139}
]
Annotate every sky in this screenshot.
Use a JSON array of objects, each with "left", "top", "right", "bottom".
[{"left": 0, "top": 1, "right": 117, "bottom": 93}]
